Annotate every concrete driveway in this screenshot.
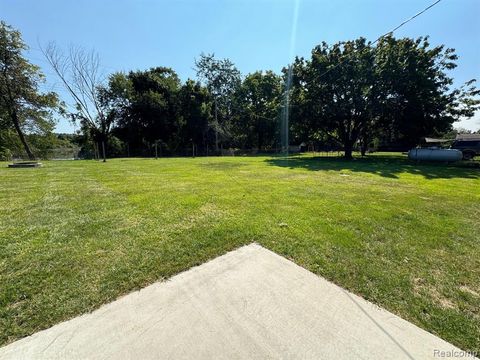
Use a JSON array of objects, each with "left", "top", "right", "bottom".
[{"left": 0, "top": 244, "right": 473, "bottom": 359}]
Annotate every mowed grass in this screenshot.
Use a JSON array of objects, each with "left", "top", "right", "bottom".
[{"left": 1, "top": 153, "right": 479, "bottom": 351}]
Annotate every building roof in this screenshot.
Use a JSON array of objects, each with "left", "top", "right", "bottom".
[
  {"left": 423, "top": 137, "right": 450, "bottom": 143},
  {"left": 456, "top": 133, "right": 480, "bottom": 141}
]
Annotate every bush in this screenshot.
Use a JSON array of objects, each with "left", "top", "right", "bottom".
[{"left": 0, "top": 147, "right": 12, "bottom": 161}]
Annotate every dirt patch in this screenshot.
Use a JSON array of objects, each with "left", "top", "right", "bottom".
[
  {"left": 173, "top": 203, "right": 228, "bottom": 231},
  {"left": 412, "top": 277, "right": 456, "bottom": 310}
]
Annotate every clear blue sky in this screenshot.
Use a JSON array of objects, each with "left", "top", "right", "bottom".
[{"left": 2, "top": 0, "right": 479, "bottom": 133}]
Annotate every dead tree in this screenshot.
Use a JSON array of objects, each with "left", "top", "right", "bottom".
[{"left": 43, "top": 43, "right": 111, "bottom": 162}]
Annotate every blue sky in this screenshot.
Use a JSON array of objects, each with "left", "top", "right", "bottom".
[{"left": 2, "top": 0, "right": 479, "bottom": 133}]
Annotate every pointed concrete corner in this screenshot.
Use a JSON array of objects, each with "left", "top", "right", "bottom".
[{"left": 0, "top": 243, "right": 475, "bottom": 360}]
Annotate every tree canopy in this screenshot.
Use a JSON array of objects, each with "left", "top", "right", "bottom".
[
  {"left": 233, "top": 71, "right": 283, "bottom": 150},
  {"left": 290, "top": 36, "right": 479, "bottom": 158},
  {"left": 195, "top": 53, "right": 241, "bottom": 152},
  {"left": 0, "top": 21, "right": 59, "bottom": 160}
]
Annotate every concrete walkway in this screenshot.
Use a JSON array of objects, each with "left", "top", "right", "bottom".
[{"left": 0, "top": 244, "right": 473, "bottom": 360}]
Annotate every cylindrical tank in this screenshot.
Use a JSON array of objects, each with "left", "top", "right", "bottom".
[{"left": 408, "top": 148, "right": 463, "bottom": 162}]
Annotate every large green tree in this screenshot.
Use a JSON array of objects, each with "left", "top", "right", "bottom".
[
  {"left": 234, "top": 71, "right": 282, "bottom": 149},
  {"left": 108, "top": 67, "right": 182, "bottom": 155},
  {"left": 292, "top": 38, "right": 376, "bottom": 159},
  {"left": 178, "top": 79, "right": 212, "bottom": 153},
  {"left": 292, "top": 36, "right": 479, "bottom": 158},
  {"left": 374, "top": 36, "right": 480, "bottom": 149},
  {"left": 103, "top": 70, "right": 215, "bottom": 156},
  {"left": 0, "top": 21, "right": 58, "bottom": 160},
  {"left": 195, "top": 53, "right": 241, "bottom": 152}
]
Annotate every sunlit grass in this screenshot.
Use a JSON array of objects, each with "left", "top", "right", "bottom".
[{"left": 1, "top": 153, "right": 479, "bottom": 351}]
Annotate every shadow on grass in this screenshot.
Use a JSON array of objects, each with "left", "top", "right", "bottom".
[
  {"left": 265, "top": 155, "right": 480, "bottom": 180},
  {"left": 198, "top": 162, "right": 248, "bottom": 171}
]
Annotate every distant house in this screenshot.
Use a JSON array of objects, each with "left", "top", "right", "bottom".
[
  {"left": 421, "top": 137, "right": 450, "bottom": 148},
  {"left": 455, "top": 133, "right": 480, "bottom": 141},
  {"left": 452, "top": 134, "right": 480, "bottom": 160}
]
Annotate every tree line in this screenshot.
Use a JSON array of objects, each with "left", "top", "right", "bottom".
[{"left": 1, "top": 21, "right": 479, "bottom": 161}]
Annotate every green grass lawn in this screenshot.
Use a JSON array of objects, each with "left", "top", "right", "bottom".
[{"left": 1, "top": 153, "right": 479, "bottom": 351}]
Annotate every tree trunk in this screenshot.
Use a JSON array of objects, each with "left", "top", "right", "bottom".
[
  {"left": 11, "top": 108, "right": 35, "bottom": 160},
  {"left": 360, "top": 142, "right": 367, "bottom": 157},
  {"left": 102, "top": 141, "right": 106, "bottom": 162},
  {"left": 93, "top": 142, "right": 99, "bottom": 160},
  {"left": 344, "top": 140, "right": 354, "bottom": 160},
  {"left": 258, "top": 130, "right": 264, "bottom": 152}
]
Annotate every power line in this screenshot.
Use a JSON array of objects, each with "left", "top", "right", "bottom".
[
  {"left": 375, "top": 0, "right": 442, "bottom": 43},
  {"left": 316, "top": 0, "right": 442, "bottom": 79},
  {"left": 226, "top": 0, "right": 444, "bottom": 125}
]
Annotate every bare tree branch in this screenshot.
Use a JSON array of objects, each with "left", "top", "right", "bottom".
[{"left": 41, "top": 42, "right": 111, "bottom": 161}]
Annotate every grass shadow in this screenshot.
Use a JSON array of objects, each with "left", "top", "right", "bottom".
[
  {"left": 198, "top": 162, "right": 248, "bottom": 171},
  {"left": 265, "top": 155, "right": 480, "bottom": 180}
]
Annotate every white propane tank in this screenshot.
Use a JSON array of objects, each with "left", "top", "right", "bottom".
[{"left": 408, "top": 148, "right": 463, "bottom": 162}]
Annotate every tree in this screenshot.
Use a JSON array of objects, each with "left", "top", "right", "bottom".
[
  {"left": 195, "top": 53, "right": 241, "bottom": 152},
  {"left": 178, "top": 79, "right": 212, "bottom": 153},
  {"left": 0, "top": 21, "right": 58, "bottom": 160},
  {"left": 105, "top": 68, "right": 183, "bottom": 156},
  {"left": 43, "top": 43, "right": 112, "bottom": 161},
  {"left": 127, "top": 67, "right": 181, "bottom": 154},
  {"left": 374, "top": 36, "right": 480, "bottom": 149},
  {"left": 103, "top": 69, "right": 213, "bottom": 157},
  {"left": 292, "top": 36, "right": 480, "bottom": 158},
  {"left": 293, "top": 38, "right": 376, "bottom": 159},
  {"left": 234, "top": 71, "right": 282, "bottom": 149}
]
